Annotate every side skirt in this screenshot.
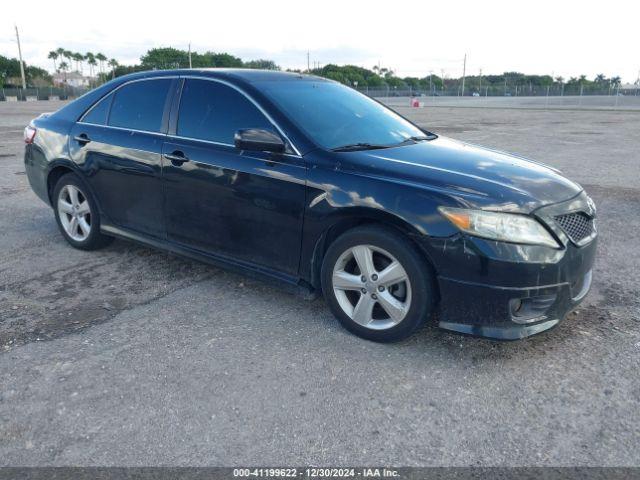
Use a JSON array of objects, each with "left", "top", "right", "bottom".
[{"left": 100, "top": 223, "right": 317, "bottom": 300}]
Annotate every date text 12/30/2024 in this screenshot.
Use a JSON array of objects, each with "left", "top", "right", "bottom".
[{"left": 233, "top": 468, "right": 400, "bottom": 478}]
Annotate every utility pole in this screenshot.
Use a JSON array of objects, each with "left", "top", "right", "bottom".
[
  {"left": 307, "top": 51, "right": 310, "bottom": 72},
  {"left": 461, "top": 53, "right": 466, "bottom": 96},
  {"left": 15, "top": 25, "right": 27, "bottom": 90},
  {"left": 479, "top": 68, "right": 482, "bottom": 94},
  {"left": 188, "top": 43, "right": 192, "bottom": 69},
  {"left": 429, "top": 70, "right": 433, "bottom": 94}
]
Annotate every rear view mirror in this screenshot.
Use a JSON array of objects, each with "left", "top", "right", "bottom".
[{"left": 234, "top": 129, "right": 286, "bottom": 154}]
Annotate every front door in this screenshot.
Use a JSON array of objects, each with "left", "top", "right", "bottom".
[{"left": 162, "top": 78, "right": 307, "bottom": 276}]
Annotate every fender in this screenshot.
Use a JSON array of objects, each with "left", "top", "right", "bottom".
[
  {"left": 303, "top": 205, "right": 441, "bottom": 291},
  {"left": 299, "top": 154, "right": 455, "bottom": 288}
]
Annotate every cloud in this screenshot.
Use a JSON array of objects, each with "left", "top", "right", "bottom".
[{"left": 2, "top": 0, "right": 639, "bottom": 82}]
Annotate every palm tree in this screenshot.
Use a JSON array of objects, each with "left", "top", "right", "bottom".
[
  {"left": 58, "top": 61, "right": 69, "bottom": 82},
  {"left": 48, "top": 51, "right": 59, "bottom": 72},
  {"left": 95, "top": 53, "right": 107, "bottom": 76},
  {"left": 86, "top": 53, "right": 97, "bottom": 78},
  {"left": 63, "top": 50, "right": 73, "bottom": 73},
  {"left": 108, "top": 58, "right": 118, "bottom": 79},
  {"left": 73, "top": 53, "right": 84, "bottom": 73}
]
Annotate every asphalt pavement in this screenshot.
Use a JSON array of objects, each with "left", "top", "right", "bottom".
[{"left": 0, "top": 101, "right": 638, "bottom": 466}]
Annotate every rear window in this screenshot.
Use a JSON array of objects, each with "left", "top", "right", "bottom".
[
  {"left": 108, "top": 79, "right": 172, "bottom": 132},
  {"left": 82, "top": 93, "right": 112, "bottom": 125}
]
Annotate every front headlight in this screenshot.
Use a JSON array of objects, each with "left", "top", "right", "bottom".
[{"left": 438, "top": 207, "right": 560, "bottom": 248}]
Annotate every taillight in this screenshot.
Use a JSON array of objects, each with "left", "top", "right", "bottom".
[{"left": 24, "top": 125, "right": 37, "bottom": 144}]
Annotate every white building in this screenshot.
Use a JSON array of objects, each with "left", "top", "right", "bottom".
[{"left": 52, "top": 71, "right": 93, "bottom": 88}]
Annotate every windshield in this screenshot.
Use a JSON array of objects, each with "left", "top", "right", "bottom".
[{"left": 257, "top": 80, "right": 428, "bottom": 150}]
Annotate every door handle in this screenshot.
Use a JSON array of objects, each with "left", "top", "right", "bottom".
[
  {"left": 164, "top": 151, "right": 190, "bottom": 166},
  {"left": 74, "top": 134, "right": 91, "bottom": 145}
]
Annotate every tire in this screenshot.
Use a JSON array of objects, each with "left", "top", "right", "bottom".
[
  {"left": 321, "top": 225, "right": 435, "bottom": 342},
  {"left": 52, "top": 172, "right": 113, "bottom": 250}
]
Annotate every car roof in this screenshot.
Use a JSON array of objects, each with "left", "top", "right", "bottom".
[
  {"left": 49, "top": 68, "right": 331, "bottom": 129},
  {"left": 119, "top": 68, "right": 328, "bottom": 84}
]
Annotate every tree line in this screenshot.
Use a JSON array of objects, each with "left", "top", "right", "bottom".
[
  {"left": 47, "top": 48, "right": 118, "bottom": 80},
  {"left": 1, "top": 46, "right": 629, "bottom": 93},
  {"left": 0, "top": 55, "right": 50, "bottom": 87}
]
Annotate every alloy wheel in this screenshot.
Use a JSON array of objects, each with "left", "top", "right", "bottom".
[
  {"left": 332, "top": 244, "right": 412, "bottom": 330},
  {"left": 57, "top": 184, "right": 92, "bottom": 242}
]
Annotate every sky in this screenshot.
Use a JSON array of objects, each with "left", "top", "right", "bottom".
[{"left": 2, "top": 0, "right": 639, "bottom": 83}]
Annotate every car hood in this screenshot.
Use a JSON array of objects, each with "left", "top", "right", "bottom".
[{"left": 336, "top": 136, "right": 582, "bottom": 212}]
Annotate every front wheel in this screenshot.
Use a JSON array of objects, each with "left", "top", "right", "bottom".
[{"left": 321, "top": 225, "right": 436, "bottom": 342}]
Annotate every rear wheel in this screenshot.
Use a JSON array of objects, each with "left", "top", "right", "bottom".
[
  {"left": 321, "top": 225, "right": 435, "bottom": 342},
  {"left": 53, "top": 173, "right": 113, "bottom": 250}
]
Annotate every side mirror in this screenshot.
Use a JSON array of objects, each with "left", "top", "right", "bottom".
[{"left": 234, "top": 128, "right": 286, "bottom": 154}]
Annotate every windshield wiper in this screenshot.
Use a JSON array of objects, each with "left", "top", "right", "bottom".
[
  {"left": 330, "top": 143, "right": 392, "bottom": 152},
  {"left": 387, "top": 134, "right": 438, "bottom": 148},
  {"left": 403, "top": 134, "right": 438, "bottom": 143}
]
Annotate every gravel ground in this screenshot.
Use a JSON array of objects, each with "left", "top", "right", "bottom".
[{"left": 0, "top": 100, "right": 638, "bottom": 466}]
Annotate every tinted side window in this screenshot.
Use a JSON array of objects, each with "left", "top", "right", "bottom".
[
  {"left": 109, "top": 79, "right": 172, "bottom": 132},
  {"left": 82, "top": 93, "right": 113, "bottom": 125},
  {"left": 177, "top": 79, "right": 272, "bottom": 144}
]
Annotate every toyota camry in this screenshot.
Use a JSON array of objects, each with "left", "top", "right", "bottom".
[{"left": 24, "top": 69, "right": 597, "bottom": 342}]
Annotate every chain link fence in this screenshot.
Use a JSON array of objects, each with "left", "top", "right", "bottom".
[
  {"left": 0, "top": 86, "right": 90, "bottom": 101},
  {"left": 356, "top": 83, "right": 639, "bottom": 98},
  {"left": 359, "top": 83, "right": 640, "bottom": 110},
  {"left": 2, "top": 79, "right": 639, "bottom": 110}
]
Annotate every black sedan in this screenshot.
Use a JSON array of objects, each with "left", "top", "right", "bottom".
[{"left": 24, "top": 69, "right": 597, "bottom": 342}]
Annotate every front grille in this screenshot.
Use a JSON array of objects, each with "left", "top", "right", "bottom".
[{"left": 554, "top": 212, "right": 595, "bottom": 244}]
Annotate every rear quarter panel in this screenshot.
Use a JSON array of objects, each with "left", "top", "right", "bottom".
[{"left": 25, "top": 116, "right": 76, "bottom": 205}]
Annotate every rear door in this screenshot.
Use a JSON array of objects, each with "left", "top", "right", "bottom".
[
  {"left": 69, "top": 78, "right": 176, "bottom": 238},
  {"left": 162, "top": 78, "right": 307, "bottom": 276}
]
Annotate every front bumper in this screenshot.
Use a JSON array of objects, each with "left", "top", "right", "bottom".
[
  {"left": 422, "top": 195, "right": 598, "bottom": 340},
  {"left": 437, "top": 265, "right": 593, "bottom": 340}
]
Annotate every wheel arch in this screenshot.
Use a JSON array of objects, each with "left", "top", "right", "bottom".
[
  {"left": 46, "top": 160, "right": 81, "bottom": 204},
  {"left": 45, "top": 161, "right": 101, "bottom": 211},
  {"left": 308, "top": 208, "right": 440, "bottom": 298}
]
